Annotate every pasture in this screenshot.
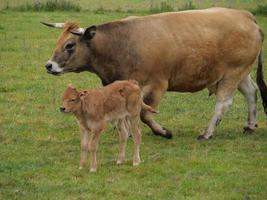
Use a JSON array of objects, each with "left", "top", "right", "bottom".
[{"left": 1, "top": 4, "right": 267, "bottom": 200}]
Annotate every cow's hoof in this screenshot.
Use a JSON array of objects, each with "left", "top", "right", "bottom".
[
  {"left": 243, "top": 126, "right": 255, "bottom": 134},
  {"left": 153, "top": 127, "right": 173, "bottom": 139},
  {"left": 197, "top": 134, "right": 213, "bottom": 140},
  {"left": 153, "top": 128, "right": 171, "bottom": 139},
  {"left": 163, "top": 127, "right": 173, "bottom": 139}
]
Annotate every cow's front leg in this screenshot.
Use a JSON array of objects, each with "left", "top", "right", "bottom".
[
  {"left": 79, "top": 125, "right": 89, "bottom": 169},
  {"left": 141, "top": 81, "right": 172, "bottom": 139}
]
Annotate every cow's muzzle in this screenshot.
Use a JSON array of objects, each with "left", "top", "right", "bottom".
[
  {"left": 45, "top": 60, "right": 63, "bottom": 75},
  {"left": 45, "top": 63, "right": 52, "bottom": 71}
]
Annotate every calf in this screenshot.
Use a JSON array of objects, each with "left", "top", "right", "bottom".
[{"left": 60, "top": 80, "right": 155, "bottom": 172}]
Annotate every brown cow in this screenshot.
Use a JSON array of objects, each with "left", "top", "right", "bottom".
[
  {"left": 60, "top": 80, "right": 156, "bottom": 172},
  {"left": 43, "top": 7, "right": 267, "bottom": 140}
]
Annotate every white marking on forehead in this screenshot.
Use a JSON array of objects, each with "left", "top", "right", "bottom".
[{"left": 48, "top": 60, "right": 63, "bottom": 73}]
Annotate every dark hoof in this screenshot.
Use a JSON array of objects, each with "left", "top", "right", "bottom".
[
  {"left": 197, "top": 134, "right": 213, "bottom": 140},
  {"left": 153, "top": 127, "right": 173, "bottom": 139},
  {"left": 163, "top": 127, "right": 173, "bottom": 139},
  {"left": 243, "top": 126, "right": 255, "bottom": 134}
]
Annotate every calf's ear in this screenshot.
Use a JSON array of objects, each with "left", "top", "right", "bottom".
[
  {"left": 68, "top": 84, "right": 75, "bottom": 89},
  {"left": 79, "top": 91, "right": 88, "bottom": 97},
  {"left": 83, "top": 26, "right": 97, "bottom": 40}
]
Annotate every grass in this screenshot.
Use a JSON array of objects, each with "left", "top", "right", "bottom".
[
  {"left": 0, "top": 9, "right": 267, "bottom": 200},
  {"left": 5, "top": 0, "right": 81, "bottom": 12},
  {"left": 1, "top": 0, "right": 267, "bottom": 11},
  {"left": 252, "top": 3, "right": 267, "bottom": 15}
]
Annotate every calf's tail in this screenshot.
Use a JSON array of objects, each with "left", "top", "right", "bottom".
[
  {"left": 256, "top": 42, "right": 267, "bottom": 115},
  {"left": 142, "top": 102, "right": 158, "bottom": 114}
]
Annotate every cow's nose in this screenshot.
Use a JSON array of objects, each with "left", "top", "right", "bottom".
[
  {"left": 45, "top": 63, "right": 52, "bottom": 71},
  {"left": 60, "top": 107, "right": 66, "bottom": 112}
]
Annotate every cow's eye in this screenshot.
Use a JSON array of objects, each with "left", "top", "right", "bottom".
[
  {"left": 65, "top": 42, "right": 75, "bottom": 50},
  {"left": 69, "top": 99, "right": 76, "bottom": 102}
]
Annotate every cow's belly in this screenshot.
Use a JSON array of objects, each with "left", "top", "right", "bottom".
[
  {"left": 167, "top": 61, "right": 223, "bottom": 92},
  {"left": 167, "top": 80, "right": 209, "bottom": 92}
]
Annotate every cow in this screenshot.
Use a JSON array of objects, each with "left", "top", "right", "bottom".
[{"left": 42, "top": 7, "right": 267, "bottom": 140}]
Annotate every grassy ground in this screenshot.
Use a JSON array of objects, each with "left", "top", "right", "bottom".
[
  {"left": 1, "top": 0, "right": 267, "bottom": 11},
  {"left": 0, "top": 9, "right": 267, "bottom": 200}
]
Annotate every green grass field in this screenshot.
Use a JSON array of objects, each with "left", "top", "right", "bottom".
[
  {"left": 1, "top": 0, "right": 267, "bottom": 11},
  {"left": 1, "top": 6, "right": 267, "bottom": 200}
]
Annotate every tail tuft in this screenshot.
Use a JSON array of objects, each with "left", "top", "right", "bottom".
[{"left": 256, "top": 48, "right": 267, "bottom": 115}]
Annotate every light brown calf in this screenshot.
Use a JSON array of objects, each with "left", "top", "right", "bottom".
[{"left": 60, "top": 80, "right": 155, "bottom": 172}]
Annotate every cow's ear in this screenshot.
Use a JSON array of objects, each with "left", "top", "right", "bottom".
[{"left": 83, "top": 25, "right": 96, "bottom": 40}]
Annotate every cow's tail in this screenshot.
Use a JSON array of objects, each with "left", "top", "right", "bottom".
[{"left": 256, "top": 32, "right": 267, "bottom": 115}]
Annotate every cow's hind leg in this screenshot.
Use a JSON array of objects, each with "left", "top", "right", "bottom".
[
  {"left": 141, "top": 81, "right": 172, "bottom": 139},
  {"left": 198, "top": 78, "right": 238, "bottom": 140},
  {"left": 238, "top": 75, "right": 258, "bottom": 134}
]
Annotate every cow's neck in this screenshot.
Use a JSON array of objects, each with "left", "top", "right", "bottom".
[
  {"left": 90, "top": 51, "right": 126, "bottom": 85},
  {"left": 88, "top": 29, "right": 137, "bottom": 85}
]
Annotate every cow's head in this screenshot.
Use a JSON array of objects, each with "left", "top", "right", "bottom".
[{"left": 41, "top": 22, "right": 96, "bottom": 75}]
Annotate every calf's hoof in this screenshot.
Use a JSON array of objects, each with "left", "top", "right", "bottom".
[
  {"left": 153, "top": 127, "right": 173, "bottom": 139},
  {"left": 197, "top": 134, "right": 213, "bottom": 140},
  {"left": 133, "top": 162, "right": 140, "bottom": 166},
  {"left": 90, "top": 168, "right": 97, "bottom": 173},
  {"left": 116, "top": 160, "right": 124, "bottom": 165}
]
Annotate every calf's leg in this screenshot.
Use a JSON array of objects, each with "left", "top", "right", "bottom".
[
  {"left": 117, "top": 119, "right": 128, "bottom": 164},
  {"left": 88, "top": 123, "right": 104, "bottom": 172},
  {"left": 79, "top": 125, "right": 89, "bottom": 169},
  {"left": 130, "top": 116, "right": 141, "bottom": 166}
]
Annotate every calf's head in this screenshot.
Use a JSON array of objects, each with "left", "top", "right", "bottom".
[
  {"left": 60, "top": 85, "right": 83, "bottom": 114},
  {"left": 42, "top": 22, "right": 96, "bottom": 75}
]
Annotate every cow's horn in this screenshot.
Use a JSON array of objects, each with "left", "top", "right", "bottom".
[
  {"left": 40, "top": 22, "right": 65, "bottom": 29},
  {"left": 70, "top": 28, "right": 85, "bottom": 36}
]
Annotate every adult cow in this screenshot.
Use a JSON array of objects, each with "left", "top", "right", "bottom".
[{"left": 42, "top": 7, "right": 267, "bottom": 139}]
